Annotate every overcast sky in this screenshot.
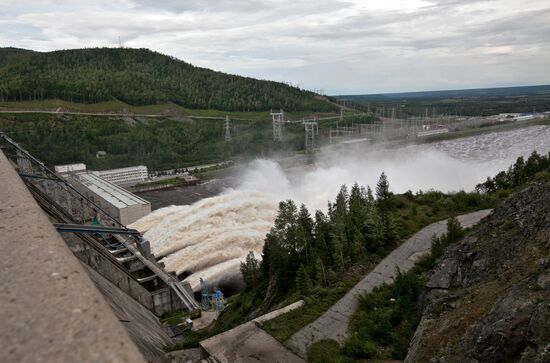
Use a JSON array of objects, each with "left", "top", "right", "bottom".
[{"left": 1, "top": 0, "right": 549, "bottom": 95}]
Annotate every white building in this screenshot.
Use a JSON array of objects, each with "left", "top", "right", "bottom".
[
  {"left": 55, "top": 163, "right": 87, "bottom": 175},
  {"left": 94, "top": 165, "right": 148, "bottom": 186},
  {"left": 72, "top": 172, "right": 151, "bottom": 225}
]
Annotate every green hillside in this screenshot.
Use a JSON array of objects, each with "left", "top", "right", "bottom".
[{"left": 0, "top": 47, "right": 335, "bottom": 112}]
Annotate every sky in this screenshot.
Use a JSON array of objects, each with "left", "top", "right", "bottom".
[{"left": 1, "top": 0, "right": 549, "bottom": 95}]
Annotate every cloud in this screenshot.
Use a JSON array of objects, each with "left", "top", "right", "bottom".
[{"left": 0, "top": 0, "right": 549, "bottom": 94}]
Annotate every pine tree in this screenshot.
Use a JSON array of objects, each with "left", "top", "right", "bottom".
[
  {"left": 240, "top": 251, "right": 261, "bottom": 290},
  {"left": 376, "top": 172, "right": 393, "bottom": 212},
  {"left": 314, "top": 210, "right": 332, "bottom": 265},
  {"left": 297, "top": 204, "right": 314, "bottom": 265},
  {"left": 375, "top": 172, "right": 397, "bottom": 248},
  {"left": 334, "top": 185, "right": 349, "bottom": 220},
  {"left": 349, "top": 182, "right": 367, "bottom": 226},
  {"left": 331, "top": 231, "right": 346, "bottom": 271},
  {"left": 366, "top": 185, "right": 375, "bottom": 204},
  {"left": 313, "top": 256, "right": 327, "bottom": 286},
  {"left": 295, "top": 264, "right": 312, "bottom": 296},
  {"left": 381, "top": 211, "right": 398, "bottom": 247},
  {"left": 446, "top": 216, "right": 463, "bottom": 243}
]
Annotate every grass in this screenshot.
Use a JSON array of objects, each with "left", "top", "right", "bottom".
[
  {"left": 308, "top": 340, "right": 344, "bottom": 363},
  {"left": 314, "top": 216, "right": 467, "bottom": 362},
  {"left": 262, "top": 271, "right": 364, "bottom": 342},
  {"left": 160, "top": 310, "right": 187, "bottom": 326},
  {"left": 392, "top": 190, "right": 496, "bottom": 240},
  {"left": 0, "top": 98, "right": 339, "bottom": 120},
  {"left": 342, "top": 269, "right": 425, "bottom": 360},
  {"left": 166, "top": 291, "right": 263, "bottom": 351},
  {"left": 302, "top": 242, "right": 450, "bottom": 361}
]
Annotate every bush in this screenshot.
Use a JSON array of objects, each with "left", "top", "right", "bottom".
[
  {"left": 341, "top": 335, "right": 376, "bottom": 359},
  {"left": 308, "top": 339, "right": 343, "bottom": 363},
  {"left": 344, "top": 268, "right": 426, "bottom": 360}
]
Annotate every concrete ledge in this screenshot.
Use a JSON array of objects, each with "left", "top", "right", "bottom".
[
  {"left": 199, "top": 301, "right": 306, "bottom": 362},
  {"left": 253, "top": 300, "right": 304, "bottom": 325},
  {"left": 0, "top": 151, "right": 146, "bottom": 363},
  {"left": 200, "top": 322, "right": 305, "bottom": 363}
]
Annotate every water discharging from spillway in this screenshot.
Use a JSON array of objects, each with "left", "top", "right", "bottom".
[
  {"left": 131, "top": 190, "right": 278, "bottom": 292},
  {"left": 131, "top": 125, "right": 550, "bottom": 292}
]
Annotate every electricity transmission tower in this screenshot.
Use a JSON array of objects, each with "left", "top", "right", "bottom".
[
  {"left": 224, "top": 115, "right": 231, "bottom": 142},
  {"left": 271, "top": 109, "right": 284, "bottom": 142},
  {"left": 304, "top": 116, "right": 319, "bottom": 153}
]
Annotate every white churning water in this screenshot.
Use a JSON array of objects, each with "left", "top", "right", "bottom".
[
  {"left": 131, "top": 125, "right": 550, "bottom": 291},
  {"left": 130, "top": 190, "right": 278, "bottom": 291}
]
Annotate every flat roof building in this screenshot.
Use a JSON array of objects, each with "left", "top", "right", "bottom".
[
  {"left": 72, "top": 172, "right": 151, "bottom": 225},
  {"left": 54, "top": 163, "right": 87, "bottom": 174},
  {"left": 94, "top": 165, "right": 148, "bottom": 186}
]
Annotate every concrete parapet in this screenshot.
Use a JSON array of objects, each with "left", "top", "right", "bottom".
[
  {"left": 199, "top": 301, "right": 306, "bottom": 362},
  {"left": 0, "top": 151, "right": 146, "bottom": 363}
]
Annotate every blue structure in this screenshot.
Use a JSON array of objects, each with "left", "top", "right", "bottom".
[
  {"left": 200, "top": 277, "right": 225, "bottom": 316},
  {"left": 213, "top": 288, "right": 225, "bottom": 317}
]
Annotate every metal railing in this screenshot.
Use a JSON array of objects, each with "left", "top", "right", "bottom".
[
  {"left": 0, "top": 131, "right": 201, "bottom": 311},
  {"left": 0, "top": 132, "right": 123, "bottom": 228}
]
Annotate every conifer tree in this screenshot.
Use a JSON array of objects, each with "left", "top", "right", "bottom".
[
  {"left": 446, "top": 216, "right": 463, "bottom": 244},
  {"left": 297, "top": 204, "right": 314, "bottom": 265},
  {"left": 313, "top": 256, "right": 327, "bottom": 286},
  {"left": 376, "top": 172, "right": 393, "bottom": 212},
  {"left": 240, "top": 251, "right": 261, "bottom": 290},
  {"left": 295, "top": 264, "right": 312, "bottom": 296},
  {"left": 375, "top": 172, "right": 397, "bottom": 248},
  {"left": 314, "top": 210, "right": 332, "bottom": 265}
]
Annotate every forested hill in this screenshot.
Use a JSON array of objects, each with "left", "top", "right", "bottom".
[{"left": 0, "top": 47, "right": 335, "bottom": 112}]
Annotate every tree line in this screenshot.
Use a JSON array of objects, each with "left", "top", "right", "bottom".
[
  {"left": 241, "top": 173, "right": 398, "bottom": 304},
  {"left": 476, "top": 151, "right": 550, "bottom": 193},
  {"left": 0, "top": 47, "right": 337, "bottom": 112}
]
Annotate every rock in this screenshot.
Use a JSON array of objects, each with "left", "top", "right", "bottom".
[
  {"left": 405, "top": 182, "right": 550, "bottom": 362},
  {"left": 536, "top": 273, "right": 550, "bottom": 289},
  {"left": 469, "top": 293, "right": 534, "bottom": 362},
  {"left": 404, "top": 317, "right": 434, "bottom": 363},
  {"left": 426, "top": 258, "right": 459, "bottom": 289}
]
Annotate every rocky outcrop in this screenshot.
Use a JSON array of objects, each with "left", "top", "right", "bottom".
[{"left": 406, "top": 183, "right": 550, "bottom": 363}]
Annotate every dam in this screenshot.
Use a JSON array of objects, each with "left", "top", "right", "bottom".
[{"left": 0, "top": 133, "right": 203, "bottom": 362}]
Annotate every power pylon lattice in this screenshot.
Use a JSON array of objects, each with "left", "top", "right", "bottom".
[
  {"left": 224, "top": 115, "right": 231, "bottom": 142},
  {"left": 271, "top": 109, "right": 284, "bottom": 142},
  {"left": 304, "top": 116, "right": 318, "bottom": 153}
]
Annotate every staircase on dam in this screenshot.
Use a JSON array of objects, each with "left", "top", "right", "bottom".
[{"left": 0, "top": 132, "right": 200, "bottom": 315}]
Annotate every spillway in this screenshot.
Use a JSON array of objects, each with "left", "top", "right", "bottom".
[{"left": 131, "top": 190, "right": 278, "bottom": 291}]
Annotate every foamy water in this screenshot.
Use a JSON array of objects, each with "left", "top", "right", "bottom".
[
  {"left": 131, "top": 190, "right": 277, "bottom": 291},
  {"left": 131, "top": 125, "right": 550, "bottom": 291}
]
